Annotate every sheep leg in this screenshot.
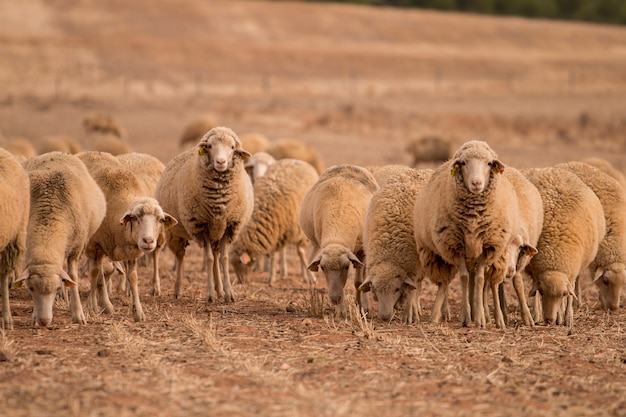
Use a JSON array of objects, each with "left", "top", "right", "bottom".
[
  {"left": 152, "top": 247, "right": 161, "bottom": 297},
  {"left": 174, "top": 251, "right": 185, "bottom": 299},
  {"left": 127, "top": 260, "right": 145, "bottom": 322},
  {"left": 512, "top": 272, "right": 533, "bottom": 326},
  {"left": 498, "top": 283, "right": 508, "bottom": 325},
  {"left": 532, "top": 293, "right": 542, "bottom": 325},
  {"left": 430, "top": 280, "right": 448, "bottom": 324},
  {"left": 87, "top": 260, "right": 100, "bottom": 314},
  {"left": 458, "top": 258, "right": 471, "bottom": 327},
  {"left": 473, "top": 258, "right": 486, "bottom": 328},
  {"left": 564, "top": 295, "right": 574, "bottom": 327},
  {"left": 354, "top": 266, "right": 370, "bottom": 315},
  {"left": 219, "top": 242, "right": 234, "bottom": 303},
  {"left": 491, "top": 280, "right": 506, "bottom": 329},
  {"left": 205, "top": 246, "right": 217, "bottom": 303},
  {"left": 279, "top": 246, "right": 287, "bottom": 279},
  {"left": 483, "top": 281, "right": 491, "bottom": 323},
  {"left": 267, "top": 252, "right": 276, "bottom": 287},
  {"left": 67, "top": 258, "right": 86, "bottom": 325},
  {"left": 296, "top": 244, "right": 316, "bottom": 285},
  {"left": 98, "top": 263, "right": 115, "bottom": 314},
  {"left": 1, "top": 272, "right": 12, "bottom": 330},
  {"left": 573, "top": 274, "right": 581, "bottom": 310},
  {"left": 402, "top": 281, "right": 421, "bottom": 324}
]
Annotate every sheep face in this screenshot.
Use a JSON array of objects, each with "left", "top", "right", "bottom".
[
  {"left": 594, "top": 264, "right": 626, "bottom": 310},
  {"left": 14, "top": 265, "right": 76, "bottom": 327},
  {"left": 229, "top": 250, "right": 255, "bottom": 283},
  {"left": 360, "top": 263, "right": 417, "bottom": 322},
  {"left": 451, "top": 140, "right": 504, "bottom": 194},
  {"left": 531, "top": 271, "right": 575, "bottom": 324},
  {"left": 197, "top": 128, "right": 251, "bottom": 173},
  {"left": 308, "top": 244, "right": 364, "bottom": 306},
  {"left": 121, "top": 198, "right": 178, "bottom": 253},
  {"left": 502, "top": 234, "right": 537, "bottom": 279}
]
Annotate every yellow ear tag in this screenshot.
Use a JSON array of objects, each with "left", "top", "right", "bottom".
[
  {"left": 451, "top": 164, "right": 460, "bottom": 176},
  {"left": 64, "top": 281, "right": 76, "bottom": 288},
  {"left": 198, "top": 146, "right": 205, "bottom": 156},
  {"left": 14, "top": 281, "right": 23, "bottom": 289}
]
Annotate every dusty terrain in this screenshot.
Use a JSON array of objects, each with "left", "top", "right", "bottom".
[{"left": 1, "top": 1, "right": 626, "bottom": 416}]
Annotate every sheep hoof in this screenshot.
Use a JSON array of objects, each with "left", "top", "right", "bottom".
[
  {"left": 224, "top": 293, "right": 235, "bottom": 303},
  {"left": 3, "top": 318, "right": 13, "bottom": 330},
  {"left": 133, "top": 308, "right": 146, "bottom": 322}
]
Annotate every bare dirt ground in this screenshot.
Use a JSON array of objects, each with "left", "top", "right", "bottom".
[{"left": 1, "top": 1, "right": 626, "bottom": 416}]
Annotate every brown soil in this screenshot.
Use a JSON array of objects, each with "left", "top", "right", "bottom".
[{"left": 1, "top": 1, "right": 626, "bottom": 416}]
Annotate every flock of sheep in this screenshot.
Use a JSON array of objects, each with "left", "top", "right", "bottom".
[{"left": 1, "top": 119, "right": 625, "bottom": 330}]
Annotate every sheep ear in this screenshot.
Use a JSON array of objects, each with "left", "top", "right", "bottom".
[
  {"left": 120, "top": 212, "right": 133, "bottom": 227},
  {"left": 162, "top": 213, "right": 178, "bottom": 229},
  {"left": 593, "top": 268, "right": 604, "bottom": 283},
  {"left": 358, "top": 276, "right": 372, "bottom": 293},
  {"left": 567, "top": 281, "right": 577, "bottom": 299},
  {"left": 240, "top": 252, "right": 252, "bottom": 265},
  {"left": 307, "top": 255, "right": 322, "bottom": 272},
  {"left": 237, "top": 149, "right": 252, "bottom": 162},
  {"left": 490, "top": 159, "right": 505, "bottom": 175},
  {"left": 348, "top": 252, "right": 364, "bottom": 269},
  {"left": 403, "top": 278, "right": 418, "bottom": 290},
  {"left": 450, "top": 161, "right": 461, "bottom": 177},
  {"left": 14, "top": 268, "right": 29, "bottom": 288},
  {"left": 521, "top": 245, "right": 538, "bottom": 258},
  {"left": 60, "top": 270, "right": 77, "bottom": 288}
]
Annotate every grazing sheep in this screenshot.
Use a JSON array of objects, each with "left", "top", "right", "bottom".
[
  {"left": 555, "top": 161, "right": 626, "bottom": 311},
  {"left": 359, "top": 166, "right": 433, "bottom": 323},
  {"left": 230, "top": 159, "right": 319, "bottom": 286},
  {"left": 178, "top": 117, "right": 218, "bottom": 150},
  {"left": 244, "top": 152, "right": 277, "bottom": 185},
  {"left": 413, "top": 140, "right": 516, "bottom": 327},
  {"left": 155, "top": 126, "right": 253, "bottom": 303},
  {"left": 524, "top": 167, "right": 605, "bottom": 326},
  {"left": 266, "top": 138, "right": 325, "bottom": 175},
  {"left": 15, "top": 152, "right": 106, "bottom": 326},
  {"left": 83, "top": 112, "right": 126, "bottom": 138},
  {"left": 3, "top": 137, "right": 37, "bottom": 158},
  {"left": 239, "top": 133, "right": 270, "bottom": 155},
  {"left": 92, "top": 135, "right": 133, "bottom": 156},
  {"left": 0, "top": 148, "right": 30, "bottom": 329},
  {"left": 78, "top": 152, "right": 177, "bottom": 322},
  {"left": 405, "top": 135, "right": 452, "bottom": 166},
  {"left": 37, "top": 135, "right": 82, "bottom": 155},
  {"left": 299, "top": 164, "right": 378, "bottom": 316},
  {"left": 116, "top": 152, "right": 167, "bottom": 295},
  {"left": 582, "top": 157, "right": 626, "bottom": 189}
]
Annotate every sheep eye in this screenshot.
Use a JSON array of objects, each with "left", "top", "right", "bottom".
[
  {"left": 320, "top": 266, "right": 325, "bottom": 272},
  {"left": 344, "top": 265, "right": 350, "bottom": 271},
  {"left": 395, "top": 288, "right": 401, "bottom": 293},
  {"left": 28, "top": 285, "right": 34, "bottom": 292},
  {"left": 603, "top": 278, "right": 609, "bottom": 286}
]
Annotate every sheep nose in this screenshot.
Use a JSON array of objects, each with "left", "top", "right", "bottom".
[
  {"left": 330, "top": 295, "right": 342, "bottom": 305},
  {"left": 38, "top": 317, "right": 52, "bottom": 327},
  {"left": 143, "top": 237, "right": 154, "bottom": 245}
]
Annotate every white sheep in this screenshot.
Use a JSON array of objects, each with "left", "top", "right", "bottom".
[
  {"left": 15, "top": 152, "right": 106, "bottom": 326},
  {"left": 78, "top": 151, "right": 177, "bottom": 322},
  {"left": 0, "top": 148, "right": 30, "bottom": 329},
  {"left": 155, "top": 126, "right": 253, "bottom": 303},
  {"left": 359, "top": 165, "right": 433, "bottom": 323},
  {"left": 37, "top": 135, "right": 82, "bottom": 155},
  {"left": 299, "top": 164, "right": 378, "bottom": 317},
  {"left": 83, "top": 112, "right": 126, "bottom": 138},
  {"left": 92, "top": 135, "right": 133, "bottom": 156},
  {"left": 413, "top": 140, "right": 517, "bottom": 327},
  {"left": 405, "top": 135, "right": 453, "bottom": 167},
  {"left": 524, "top": 167, "right": 606, "bottom": 326},
  {"left": 582, "top": 157, "right": 626, "bottom": 189},
  {"left": 116, "top": 152, "right": 167, "bottom": 296},
  {"left": 555, "top": 161, "right": 626, "bottom": 311},
  {"left": 266, "top": 138, "right": 325, "bottom": 175},
  {"left": 229, "top": 158, "right": 319, "bottom": 286},
  {"left": 245, "top": 151, "right": 277, "bottom": 185}
]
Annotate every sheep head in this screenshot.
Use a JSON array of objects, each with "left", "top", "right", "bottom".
[
  {"left": 451, "top": 140, "right": 504, "bottom": 194},
  {"left": 359, "top": 263, "right": 417, "bottom": 322},
  {"left": 593, "top": 263, "right": 626, "bottom": 311},
  {"left": 529, "top": 271, "right": 576, "bottom": 325},
  {"left": 308, "top": 244, "right": 364, "bottom": 306},
  {"left": 197, "top": 127, "right": 252, "bottom": 172},
  {"left": 120, "top": 197, "right": 178, "bottom": 252}
]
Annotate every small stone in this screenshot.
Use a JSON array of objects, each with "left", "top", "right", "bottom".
[
  {"left": 302, "top": 318, "right": 313, "bottom": 327},
  {"left": 279, "top": 362, "right": 291, "bottom": 370},
  {"left": 97, "top": 349, "right": 111, "bottom": 358},
  {"left": 286, "top": 304, "right": 297, "bottom": 313}
]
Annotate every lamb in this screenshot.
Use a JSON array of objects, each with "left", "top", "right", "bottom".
[
  {"left": 178, "top": 117, "right": 218, "bottom": 150},
  {"left": 78, "top": 151, "right": 177, "bottom": 322},
  {"left": 405, "top": 135, "right": 453, "bottom": 167},
  {"left": 229, "top": 158, "right": 319, "bottom": 286},
  {"left": 359, "top": 165, "right": 433, "bottom": 323},
  {"left": 15, "top": 152, "right": 106, "bottom": 326},
  {"left": 555, "top": 161, "right": 626, "bottom": 311},
  {"left": 524, "top": 167, "right": 605, "bottom": 326},
  {"left": 266, "top": 138, "right": 325, "bottom": 174},
  {"left": 0, "top": 148, "right": 30, "bottom": 329},
  {"left": 413, "top": 140, "right": 517, "bottom": 327},
  {"left": 155, "top": 126, "right": 253, "bottom": 303},
  {"left": 582, "top": 157, "right": 626, "bottom": 189},
  {"left": 299, "top": 164, "right": 378, "bottom": 316},
  {"left": 239, "top": 132, "right": 270, "bottom": 155}
]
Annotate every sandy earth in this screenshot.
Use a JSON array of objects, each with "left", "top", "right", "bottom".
[{"left": 1, "top": 1, "right": 626, "bottom": 416}]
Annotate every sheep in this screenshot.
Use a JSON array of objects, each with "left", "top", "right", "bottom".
[
  {"left": 239, "top": 132, "right": 270, "bottom": 155},
  {"left": 299, "top": 164, "right": 378, "bottom": 317},
  {"left": 245, "top": 152, "right": 277, "bottom": 185},
  {"left": 524, "top": 167, "right": 605, "bottom": 326},
  {"left": 582, "top": 157, "right": 626, "bottom": 189},
  {"left": 83, "top": 112, "right": 126, "bottom": 138},
  {"left": 15, "top": 152, "right": 106, "bottom": 326},
  {"left": 178, "top": 117, "right": 218, "bottom": 150},
  {"left": 77, "top": 152, "right": 177, "bottom": 322},
  {"left": 2, "top": 137, "right": 37, "bottom": 158},
  {"left": 229, "top": 159, "right": 319, "bottom": 286},
  {"left": 116, "top": 152, "right": 167, "bottom": 295},
  {"left": 359, "top": 165, "right": 433, "bottom": 323},
  {"left": 0, "top": 148, "right": 30, "bottom": 329},
  {"left": 92, "top": 135, "right": 133, "bottom": 156},
  {"left": 413, "top": 140, "right": 517, "bottom": 327},
  {"left": 37, "top": 135, "right": 82, "bottom": 155},
  {"left": 155, "top": 126, "right": 253, "bottom": 303},
  {"left": 266, "top": 138, "right": 325, "bottom": 175},
  {"left": 554, "top": 161, "right": 626, "bottom": 311},
  {"left": 405, "top": 135, "right": 453, "bottom": 167}
]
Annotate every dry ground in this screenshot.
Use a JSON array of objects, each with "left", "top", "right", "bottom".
[{"left": 1, "top": 1, "right": 626, "bottom": 416}]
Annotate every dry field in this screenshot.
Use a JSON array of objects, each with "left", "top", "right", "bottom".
[{"left": 1, "top": 1, "right": 626, "bottom": 416}]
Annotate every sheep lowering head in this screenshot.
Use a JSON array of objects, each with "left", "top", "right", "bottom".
[
  {"left": 308, "top": 243, "right": 364, "bottom": 305},
  {"left": 451, "top": 140, "right": 505, "bottom": 194},
  {"left": 593, "top": 264, "right": 626, "bottom": 310}
]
